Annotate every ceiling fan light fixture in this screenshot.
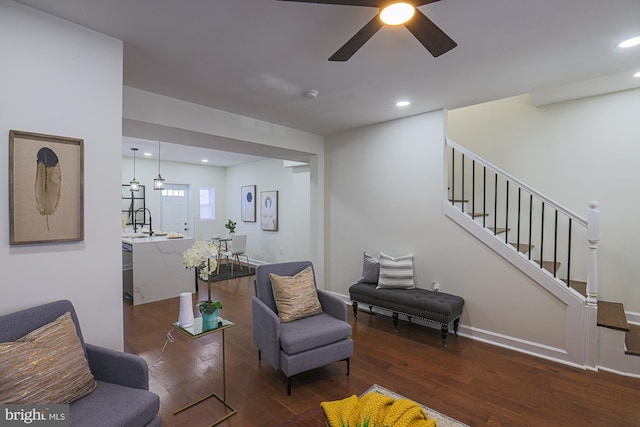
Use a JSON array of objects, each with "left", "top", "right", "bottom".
[
  {"left": 619, "top": 36, "right": 640, "bottom": 48},
  {"left": 380, "top": 2, "right": 415, "bottom": 26}
]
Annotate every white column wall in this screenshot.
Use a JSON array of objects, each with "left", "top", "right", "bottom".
[{"left": 0, "top": 2, "right": 124, "bottom": 349}]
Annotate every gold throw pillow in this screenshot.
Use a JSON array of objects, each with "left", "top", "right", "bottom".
[
  {"left": 0, "top": 312, "right": 97, "bottom": 404},
  {"left": 269, "top": 266, "right": 323, "bottom": 322}
]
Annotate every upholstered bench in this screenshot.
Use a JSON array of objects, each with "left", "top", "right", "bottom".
[{"left": 349, "top": 282, "right": 464, "bottom": 347}]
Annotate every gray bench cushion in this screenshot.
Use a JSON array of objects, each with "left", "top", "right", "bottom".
[{"left": 349, "top": 282, "right": 464, "bottom": 324}]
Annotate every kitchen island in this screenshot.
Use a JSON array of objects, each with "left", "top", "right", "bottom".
[{"left": 122, "top": 234, "right": 195, "bottom": 305}]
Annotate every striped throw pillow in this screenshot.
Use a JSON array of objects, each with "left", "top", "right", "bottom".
[{"left": 377, "top": 252, "right": 415, "bottom": 289}]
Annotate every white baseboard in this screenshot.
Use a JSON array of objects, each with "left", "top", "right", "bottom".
[
  {"left": 626, "top": 310, "right": 640, "bottom": 325},
  {"left": 332, "top": 290, "right": 585, "bottom": 370}
]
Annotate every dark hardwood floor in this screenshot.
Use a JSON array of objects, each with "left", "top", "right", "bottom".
[{"left": 123, "top": 273, "right": 640, "bottom": 426}]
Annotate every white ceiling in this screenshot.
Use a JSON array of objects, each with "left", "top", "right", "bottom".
[
  {"left": 15, "top": 0, "right": 640, "bottom": 164},
  {"left": 122, "top": 136, "right": 266, "bottom": 167}
]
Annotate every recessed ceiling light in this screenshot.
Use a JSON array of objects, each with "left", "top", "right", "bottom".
[
  {"left": 634, "top": 71, "right": 640, "bottom": 78},
  {"left": 143, "top": 152, "right": 152, "bottom": 156},
  {"left": 619, "top": 36, "right": 640, "bottom": 48},
  {"left": 396, "top": 100, "right": 410, "bottom": 107},
  {"left": 201, "top": 159, "right": 209, "bottom": 163},
  {"left": 380, "top": 3, "right": 415, "bottom": 26}
]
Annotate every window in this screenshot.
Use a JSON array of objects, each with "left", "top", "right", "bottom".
[
  {"left": 161, "top": 189, "right": 185, "bottom": 197},
  {"left": 199, "top": 187, "right": 216, "bottom": 220}
]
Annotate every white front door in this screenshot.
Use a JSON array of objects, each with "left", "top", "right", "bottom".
[{"left": 160, "top": 184, "right": 191, "bottom": 236}]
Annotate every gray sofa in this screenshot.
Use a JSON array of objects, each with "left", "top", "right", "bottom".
[{"left": 0, "top": 300, "right": 161, "bottom": 427}]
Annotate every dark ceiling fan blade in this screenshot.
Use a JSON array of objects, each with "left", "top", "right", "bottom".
[
  {"left": 404, "top": 9, "right": 456, "bottom": 57},
  {"left": 329, "top": 15, "right": 383, "bottom": 61},
  {"left": 276, "top": 0, "right": 379, "bottom": 6},
  {"left": 414, "top": 0, "right": 442, "bottom": 5}
]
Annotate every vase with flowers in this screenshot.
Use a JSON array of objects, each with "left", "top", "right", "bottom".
[{"left": 183, "top": 240, "right": 223, "bottom": 327}]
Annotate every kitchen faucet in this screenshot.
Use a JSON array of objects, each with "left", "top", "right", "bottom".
[{"left": 134, "top": 207, "right": 153, "bottom": 236}]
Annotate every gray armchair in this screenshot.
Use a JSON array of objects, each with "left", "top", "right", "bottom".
[
  {"left": 0, "top": 300, "right": 161, "bottom": 427},
  {"left": 252, "top": 261, "right": 353, "bottom": 395}
]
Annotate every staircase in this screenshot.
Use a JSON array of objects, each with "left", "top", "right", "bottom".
[{"left": 445, "top": 138, "right": 640, "bottom": 376}]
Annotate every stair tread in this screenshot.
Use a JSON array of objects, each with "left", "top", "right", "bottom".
[
  {"left": 488, "top": 227, "right": 510, "bottom": 234},
  {"left": 468, "top": 212, "right": 489, "bottom": 217},
  {"left": 625, "top": 324, "right": 640, "bottom": 356},
  {"left": 561, "top": 279, "right": 587, "bottom": 297},
  {"left": 597, "top": 301, "right": 630, "bottom": 332},
  {"left": 533, "top": 260, "right": 561, "bottom": 273},
  {"left": 449, "top": 199, "right": 468, "bottom": 203},
  {"left": 510, "top": 242, "right": 534, "bottom": 253}
]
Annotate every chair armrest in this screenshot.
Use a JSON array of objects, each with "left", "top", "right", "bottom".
[
  {"left": 317, "top": 290, "right": 348, "bottom": 321},
  {"left": 251, "top": 297, "right": 281, "bottom": 340},
  {"left": 85, "top": 343, "right": 149, "bottom": 390},
  {"left": 251, "top": 296, "right": 282, "bottom": 370}
]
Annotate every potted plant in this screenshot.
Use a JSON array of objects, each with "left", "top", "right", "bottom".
[
  {"left": 183, "top": 240, "right": 223, "bottom": 327},
  {"left": 224, "top": 218, "right": 237, "bottom": 235}
]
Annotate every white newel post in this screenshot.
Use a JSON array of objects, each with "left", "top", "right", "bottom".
[
  {"left": 584, "top": 201, "right": 600, "bottom": 369},
  {"left": 586, "top": 201, "right": 600, "bottom": 307}
]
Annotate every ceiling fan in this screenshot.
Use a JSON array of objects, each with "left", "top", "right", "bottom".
[{"left": 278, "top": 0, "right": 457, "bottom": 61}]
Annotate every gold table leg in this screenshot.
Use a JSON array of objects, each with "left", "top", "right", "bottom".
[{"left": 173, "top": 329, "right": 237, "bottom": 426}]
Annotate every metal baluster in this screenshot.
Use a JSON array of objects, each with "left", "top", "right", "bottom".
[
  {"left": 540, "top": 202, "right": 545, "bottom": 269},
  {"left": 553, "top": 210, "right": 558, "bottom": 277},
  {"left": 483, "top": 167, "right": 487, "bottom": 227},
  {"left": 517, "top": 188, "right": 522, "bottom": 251},
  {"left": 451, "top": 148, "right": 455, "bottom": 206},
  {"left": 567, "top": 219, "right": 572, "bottom": 287},
  {"left": 461, "top": 154, "right": 465, "bottom": 213},
  {"left": 505, "top": 181, "right": 509, "bottom": 244},
  {"left": 528, "top": 194, "right": 533, "bottom": 260},
  {"left": 472, "top": 160, "right": 475, "bottom": 219},
  {"left": 494, "top": 174, "right": 498, "bottom": 235}
]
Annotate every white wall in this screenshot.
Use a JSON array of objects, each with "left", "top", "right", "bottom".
[
  {"left": 225, "top": 159, "right": 311, "bottom": 264},
  {"left": 325, "top": 111, "right": 568, "bottom": 350},
  {"left": 0, "top": 2, "right": 124, "bottom": 349},
  {"left": 122, "top": 157, "right": 227, "bottom": 240},
  {"left": 448, "top": 91, "right": 640, "bottom": 314}
]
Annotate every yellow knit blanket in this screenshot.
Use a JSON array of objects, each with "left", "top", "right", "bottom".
[{"left": 321, "top": 392, "right": 437, "bottom": 427}]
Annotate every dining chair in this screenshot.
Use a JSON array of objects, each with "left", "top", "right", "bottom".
[{"left": 221, "top": 234, "right": 249, "bottom": 275}]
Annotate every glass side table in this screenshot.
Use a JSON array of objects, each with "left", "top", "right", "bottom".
[{"left": 172, "top": 316, "right": 237, "bottom": 426}]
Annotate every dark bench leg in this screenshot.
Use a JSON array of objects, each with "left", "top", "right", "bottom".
[
  {"left": 441, "top": 324, "right": 448, "bottom": 348},
  {"left": 392, "top": 312, "right": 399, "bottom": 333},
  {"left": 352, "top": 301, "right": 358, "bottom": 319},
  {"left": 454, "top": 318, "right": 460, "bottom": 335}
]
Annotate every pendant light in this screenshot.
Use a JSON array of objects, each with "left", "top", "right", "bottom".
[
  {"left": 129, "top": 148, "right": 140, "bottom": 192},
  {"left": 153, "top": 141, "right": 165, "bottom": 190}
]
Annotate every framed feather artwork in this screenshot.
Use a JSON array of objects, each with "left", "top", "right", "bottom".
[{"left": 9, "top": 130, "right": 84, "bottom": 244}]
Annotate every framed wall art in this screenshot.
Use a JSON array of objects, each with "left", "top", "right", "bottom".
[
  {"left": 241, "top": 185, "right": 256, "bottom": 222},
  {"left": 9, "top": 130, "right": 84, "bottom": 244},
  {"left": 260, "top": 190, "right": 278, "bottom": 231}
]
